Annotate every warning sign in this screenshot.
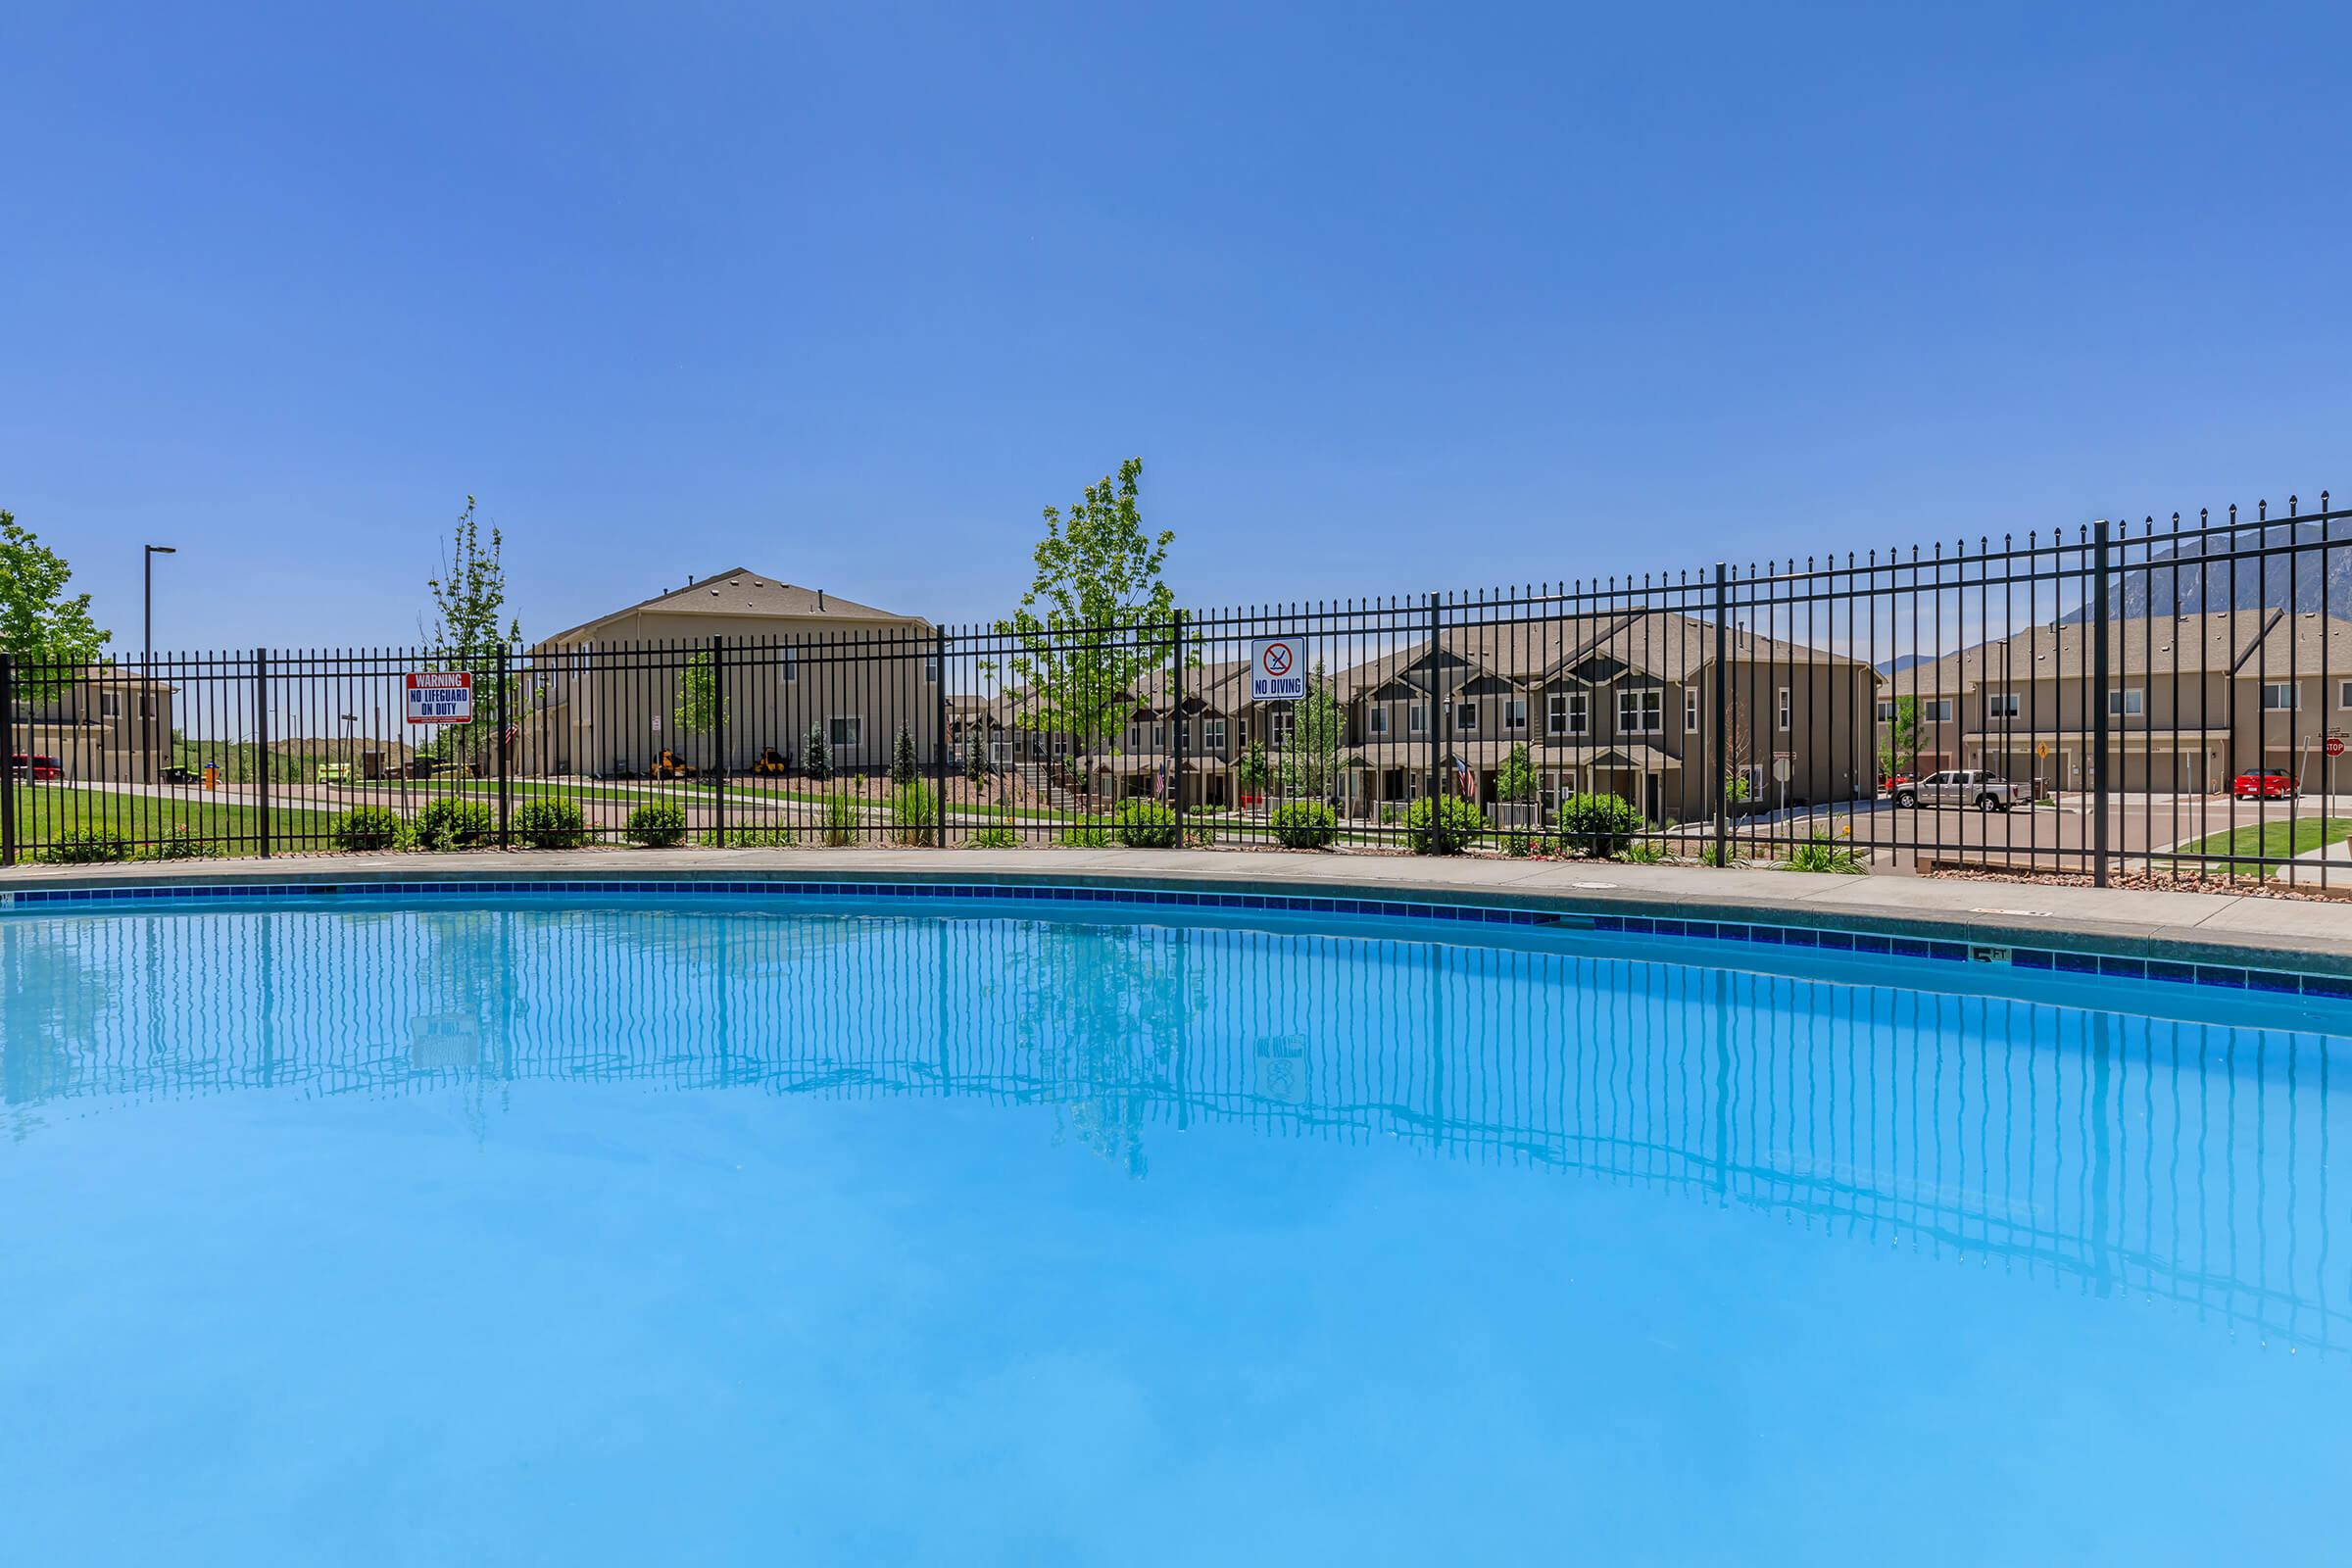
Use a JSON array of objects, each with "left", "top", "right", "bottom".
[
  {"left": 1251, "top": 637, "right": 1305, "bottom": 702},
  {"left": 405, "top": 671, "right": 474, "bottom": 725}
]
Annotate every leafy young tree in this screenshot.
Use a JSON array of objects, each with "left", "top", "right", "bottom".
[
  {"left": 0, "top": 511, "right": 110, "bottom": 691},
  {"left": 1276, "top": 662, "right": 1345, "bottom": 799},
  {"left": 1496, "top": 742, "right": 1539, "bottom": 805},
  {"left": 1236, "top": 739, "right": 1270, "bottom": 797},
  {"left": 422, "top": 497, "right": 519, "bottom": 765},
  {"left": 674, "top": 650, "right": 727, "bottom": 769},
  {"left": 1877, "top": 694, "right": 1924, "bottom": 782},
  {"left": 988, "top": 458, "right": 1178, "bottom": 753},
  {"left": 890, "top": 722, "right": 919, "bottom": 787},
  {"left": 804, "top": 719, "right": 832, "bottom": 782}
]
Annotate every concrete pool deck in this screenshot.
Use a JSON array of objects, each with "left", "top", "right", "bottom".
[{"left": 9, "top": 845, "right": 2352, "bottom": 971}]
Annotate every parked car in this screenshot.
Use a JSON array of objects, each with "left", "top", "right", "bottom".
[
  {"left": 1891, "top": 769, "right": 2023, "bottom": 811},
  {"left": 161, "top": 763, "right": 201, "bottom": 785},
  {"left": 2233, "top": 768, "right": 2297, "bottom": 800},
  {"left": 9, "top": 753, "right": 64, "bottom": 781},
  {"left": 316, "top": 761, "right": 353, "bottom": 785}
]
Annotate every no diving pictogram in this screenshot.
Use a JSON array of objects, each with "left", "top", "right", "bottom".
[{"left": 1263, "top": 642, "right": 1294, "bottom": 676}]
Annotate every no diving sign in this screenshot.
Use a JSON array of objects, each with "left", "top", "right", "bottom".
[
  {"left": 1251, "top": 637, "right": 1305, "bottom": 701},
  {"left": 405, "top": 671, "right": 474, "bottom": 725}
]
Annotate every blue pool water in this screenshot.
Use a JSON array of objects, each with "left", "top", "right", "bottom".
[{"left": 4, "top": 894, "right": 2350, "bottom": 1564}]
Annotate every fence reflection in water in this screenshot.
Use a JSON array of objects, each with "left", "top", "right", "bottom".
[{"left": 4, "top": 902, "right": 2345, "bottom": 1352}]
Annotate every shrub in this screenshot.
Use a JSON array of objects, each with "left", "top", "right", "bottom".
[
  {"left": 1269, "top": 799, "right": 1338, "bottom": 850},
  {"left": 1781, "top": 831, "right": 1865, "bottom": 873},
  {"left": 141, "top": 825, "right": 220, "bottom": 861},
  {"left": 412, "top": 799, "right": 493, "bottom": 852},
  {"left": 966, "top": 823, "right": 1020, "bottom": 849},
  {"left": 624, "top": 801, "right": 688, "bottom": 847},
  {"left": 331, "top": 808, "right": 404, "bottom": 859},
  {"left": 1620, "top": 840, "right": 1669, "bottom": 864},
  {"left": 891, "top": 779, "right": 938, "bottom": 846},
  {"left": 514, "top": 798, "right": 588, "bottom": 850},
  {"left": 330, "top": 806, "right": 406, "bottom": 853},
  {"left": 1113, "top": 798, "right": 1180, "bottom": 849},
  {"left": 1058, "top": 825, "right": 1111, "bottom": 849},
  {"left": 1404, "top": 795, "right": 1484, "bottom": 856},
  {"left": 804, "top": 721, "right": 832, "bottom": 781},
  {"left": 1553, "top": 793, "right": 1643, "bottom": 859},
  {"left": 822, "top": 794, "right": 860, "bottom": 848},
  {"left": 704, "top": 824, "right": 797, "bottom": 848},
  {"left": 45, "top": 826, "right": 129, "bottom": 864},
  {"left": 890, "top": 724, "right": 919, "bottom": 787}
]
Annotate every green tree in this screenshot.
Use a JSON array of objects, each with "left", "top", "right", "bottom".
[
  {"left": 422, "top": 497, "right": 519, "bottom": 767},
  {"left": 890, "top": 722, "right": 919, "bottom": 786},
  {"left": 804, "top": 719, "right": 832, "bottom": 782},
  {"left": 1276, "top": 661, "right": 1345, "bottom": 799},
  {"left": 674, "top": 650, "right": 727, "bottom": 769},
  {"left": 0, "top": 511, "right": 110, "bottom": 691},
  {"left": 962, "top": 724, "right": 987, "bottom": 794},
  {"left": 1877, "top": 694, "right": 1924, "bottom": 782},
  {"left": 1496, "top": 741, "right": 1539, "bottom": 805},
  {"left": 988, "top": 459, "right": 1178, "bottom": 753},
  {"left": 1236, "top": 739, "right": 1270, "bottom": 797}
]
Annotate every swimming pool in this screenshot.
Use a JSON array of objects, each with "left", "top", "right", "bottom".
[{"left": 5, "top": 887, "right": 2348, "bottom": 1562}]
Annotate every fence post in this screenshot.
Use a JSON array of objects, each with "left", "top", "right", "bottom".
[
  {"left": 1171, "top": 611, "right": 1187, "bottom": 845},
  {"left": 1711, "top": 564, "right": 1729, "bottom": 867},
  {"left": 0, "top": 653, "right": 15, "bottom": 867},
  {"left": 496, "top": 643, "right": 512, "bottom": 849},
  {"left": 933, "top": 630, "right": 950, "bottom": 846},
  {"left": 710, "top": 634, "right": 727, "bottom": 845},
  {"left": 1425, "top": 593, "right": 1442, "bottom": 816},
  {"left": 255, "top": 648, "right": 271, "bottom": 858},
  {"left": 2091, "top": 518, "right": 2113, "bottom": 887}
]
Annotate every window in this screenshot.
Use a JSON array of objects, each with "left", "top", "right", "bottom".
[
  {"left": 2106, "top": 689, "right": 2143, "bottom": 717},
  {"left": 99, "top": 692, "right": 120, "bottom": 719},
  {"left": 828, "top": 715, "right": 862, "bottom": 749},
  {"left": 1408, "top": 703, "right": 1428, "bottom": 735},
  {"left": 1987, "top": 692, "right": 2020, "bottom": 719},
  {"left": 1922, "top": 699, "right": 1953, "bottom": 723},
  {"left": 1203, "top": 717, "right": 1226, "bottom": 751},
  {"left": 2264, "top": 683, "right": 2300, "bottom": 711},
  {"left": 1151, "top": 722, "right": 1166, "bottom": 750},
  {"left": 1126, "top": 723, "right": 1144, "bottom": 751},
  {"left": 1684, "top": 688, "right": 1698, "bottom": 733},
  {"left": 924, "top": 653, "right": 939, "bottom": 684},
  {"left": 1502, "top": 698, "right": 1527, "bottom": 732},
  {"left": 1453, "top": 701, "right": 1478, "bottom": 733},
  {"left": 1270, "top": 709, "right": 1296, "bottom": 747},
  {"left": 1618, "top": 688, "right": 1663, "bottom": 734},
  {"left": 2341, "top": 680, "right": 2352, "bottom": 710},
  {"left": 1776, "top": 687, "right": 1791, "bottom": 732},
  {"left": 778, "top": 646, "right": 799, "bottom": 683},
  {"left": 1370, "top": 707, "right": 1390, "bottom": 736},
  {"left": 1547, "top": 691, "right": 1588, "bottom": 736}
]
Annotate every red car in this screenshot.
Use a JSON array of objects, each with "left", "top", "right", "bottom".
[
  {"left": 9, "top": 753, "right": 64, "bottom": 781},
  {"left": 2233, "top": 768, "right": 2296, "bottom": 800}
]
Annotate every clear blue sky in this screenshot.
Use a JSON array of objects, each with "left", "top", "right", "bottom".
[{"left": 6, "top": 1, "right": 2347, "bottom": 652}]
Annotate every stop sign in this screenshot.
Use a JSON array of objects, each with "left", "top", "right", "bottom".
[{"left": 2328, "top": 735, "right": 2346, "bottom": 759}]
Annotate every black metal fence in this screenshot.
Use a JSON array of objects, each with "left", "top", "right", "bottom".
[{"left": 6, "top": 493, "right": 2349, "bottom": 887}]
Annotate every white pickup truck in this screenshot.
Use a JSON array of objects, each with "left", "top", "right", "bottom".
[{"left": 1890, "top": 769, "right": 2025, "bottom": 811}]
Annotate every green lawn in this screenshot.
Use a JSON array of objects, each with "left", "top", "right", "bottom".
[
  {"left": 2167, "top": 816, "right": 2352, "bottom": 875},
  {"left": 9, "top": 784, "right": 344, "bottom": 860}
]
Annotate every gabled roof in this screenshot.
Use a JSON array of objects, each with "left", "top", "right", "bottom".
[{"left": 541, "top": 568, "right": 926, "bottom": 645}]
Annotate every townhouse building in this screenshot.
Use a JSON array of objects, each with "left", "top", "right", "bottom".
[{"left": 1886, "top": 610, "right": 2352, "bottom": 795}]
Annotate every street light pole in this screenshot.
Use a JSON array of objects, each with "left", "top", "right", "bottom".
[{"left": 143, "top": 545, "right": 176, "bottom": 778}]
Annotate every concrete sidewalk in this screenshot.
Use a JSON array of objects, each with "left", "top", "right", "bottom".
[{"left": 10, "top": 844, "right": 2352, "bottom": 969}]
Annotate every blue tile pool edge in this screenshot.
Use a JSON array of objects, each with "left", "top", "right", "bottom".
[{"left": 4, "top": 871, "right": 2347, "bottom": 1002}]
